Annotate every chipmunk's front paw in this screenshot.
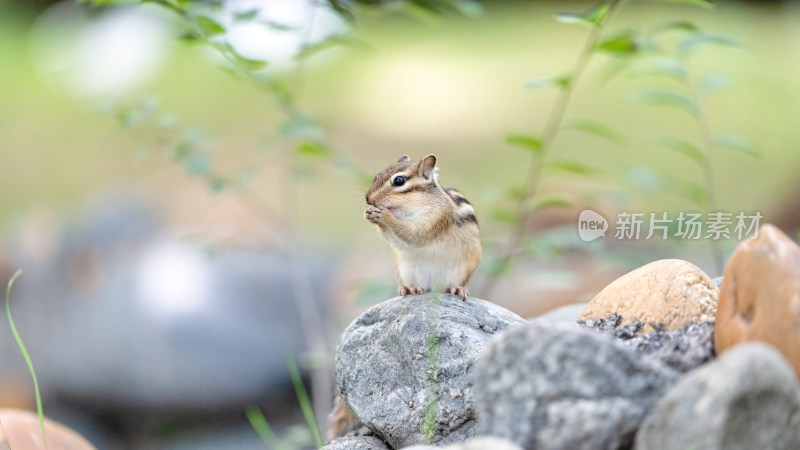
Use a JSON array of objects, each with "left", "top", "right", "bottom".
[
  {"left": 399, "top": 285, "right": 426, "bottom": 296},
  {"left": 364, "top": 206, "right": 388, "bottom": 224},
  {"left": 445, "top": 286, "right": 469, "bottom": 301}
]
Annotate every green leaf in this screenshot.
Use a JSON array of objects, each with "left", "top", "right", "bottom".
[
  {"left": 698, "top": 73, "right": 733, "bottom": 93},
  {"left": 490, "top": 208, "right": 519, "bottom": 223},
  {"left": 184, "top": 153, "right": 211, "bottom": 176},
  {"left": 231, "top": 53, "right": 268, "bottom": 71},
  {"left": 295, "top": 141, "right": 330, "bottom": 158},
  {"left": 714, "top": 133, "right": 760, "bottom": 158},
  {"left": 656, "top": 136, "right": 707, "bottom": 166},
  {"left": 296, "top": 35, "right": 363, "bottom": 60},
  {"left": 158, "top": 113, "right": 179, "bottom": 130},
  {"left": 254, "top": 74, "right": 294, "bottom": 105},
  {"left": 597, "top": 31, "right": 639, "bottom": 55},
  {"left": 233, "top": 10, "right": 259, "bottom": 21},
  {"left": 628, "top": 165, "right": 665, "bottom": 192},
  {"left": 453, "top": 0, "right": 484, "bottom": 18},
  {"left": 208, "top": 177, "right": 228, "bottom": 192},
  {"left": 528, "top": 195, "right": 573, "bottom": 211},
  {"left": 672, "top": 179, "right": 707, "bottom": 207},
  {"left": 562, "top": 119, "right": 627, "bottom": 146},
  {"left": 160, "top": 0, "right": 184, "bottom": 10},
  {"left": 280, "top": 118, "right": 325, "bottom": 141},
  {"left": 632, "top": 89, "right": 699, "bottom": 116},
  {"left": 117, "top": 108, "right": 142, "bottom": 129},
  {"left": 507, "top": 185, "right": 526, "bottom": 201},
  {"left": 196, "top": 15, "right": 226, "bottom": 37},
  {"left": 327, "top": 0, "right": 357, "bottom": 25},
  {"left": 655, "top": 0, "right": 713, "bottom": 9},
  {"left": 79, "top": 0, "right": 138, "bottom": 4},
  {"left": 178, "top": 31, "right": 203, "bottom": 43},
  {"left": 628, "top": 57, "right": 687, "bottom": 81},
  {"left": 173, "top": 141, "right": 193, "bottom": 160},
  {"left": 266, "top": 22, "right": 296, "bottom": 31},
  {"left": 652, "top": 21, "right": 701, "bottom": 35},
  {"left": 525, "top": 74, "right": 571, "bottom": 90},
  {"left": 544, "top": 160, "right": 596, "bottom": 176},
  {"left": 506, "top": 134, "right": 542, "bottom": 153},
  {"left": 555, "top": 3, "right": 610, "bottom": 26},
  {"left": 680, "top": 33, "right": 740, "bottom": 55}
]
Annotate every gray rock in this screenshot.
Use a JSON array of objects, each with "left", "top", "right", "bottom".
[
  {"left": 533, "top": 303, "right": 587, "bottom": 323},
  {"left": 335, "top": 294, "right": 524, "bottom": 449},
  {"left": 473, "top": 321, "right": 678, "bottom": 450},
  {"left": 323, "top": 435, "right": 391, "bottom": 450},
  {"left": 635, "top": 342, "right": 800, "bottom": 450},
  {"left": 402, "top": 436, "right": 523, "bottom": 449},
  {"left": 580, "top": 314, "right": 715, "bottom": 372}
]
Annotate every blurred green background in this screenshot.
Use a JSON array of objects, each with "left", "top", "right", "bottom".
[{"left": 1, "top": 0, "right": 800, "bottom": 448}]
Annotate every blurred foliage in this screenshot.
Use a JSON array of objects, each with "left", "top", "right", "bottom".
[{"left": 79, "top": 0, "right": 755, "bottom": 285}]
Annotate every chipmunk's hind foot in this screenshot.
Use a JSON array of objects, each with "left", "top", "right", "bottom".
[
  {"left": 445, "top": 286, "right": 469, "bottom": 301},
  {"left": 399, "top": 285, "right": 426, "bottom": 296}
]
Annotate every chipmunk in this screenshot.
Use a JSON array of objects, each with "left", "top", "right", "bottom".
[{"left": 364, "top": 154, "right": 481, "bottom": 301}]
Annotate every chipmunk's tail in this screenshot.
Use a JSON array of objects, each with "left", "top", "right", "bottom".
[{"left": 327, "top": 395, "right": 362, "bottom": 440}]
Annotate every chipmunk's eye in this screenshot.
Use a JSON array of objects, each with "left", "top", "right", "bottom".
[{"left": 392, "top": 175, "right": 406, "bottom": 187}]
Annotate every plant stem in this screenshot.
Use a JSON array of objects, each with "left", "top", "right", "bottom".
[
  {"left": 485, "top": 1, "right": 623, "bottom": 295},
  {"left": 688, "top": 83, "right": 724, "bottom": 273},
  {"left": 6, "top": 270, "right": 49, "bottom": 450}
]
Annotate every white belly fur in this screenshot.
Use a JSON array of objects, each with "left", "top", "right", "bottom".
[{"left": 392, "top": 236, "right": 474, "bottom": 290}]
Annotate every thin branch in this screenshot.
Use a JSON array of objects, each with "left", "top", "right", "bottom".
[
  {"left": 485, "top": 0, "right": 624, "bottom": 295},
  {"left": 687, "top": 80, "right": 724, "bottom": 273}
]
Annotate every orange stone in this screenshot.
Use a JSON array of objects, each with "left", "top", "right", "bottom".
[
  {"left": 0, "top": 408, "right": 95, "bottom": 450},
  {"left": 579, "top": 259, "right": 718, "bottom": 333},
  {"left": 715, "top": 224, "right": 800, "bottom": 379}
]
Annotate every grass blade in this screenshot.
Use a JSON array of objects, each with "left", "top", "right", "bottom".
[
  {"left": 245, "top": 406, "right": 282, "bottom": 449},
  {"left": 6, "top": 270, "right": 48, "bottom": 450},
  {"left": 286, "top": 357, "right": 324, "bottom": 449}
]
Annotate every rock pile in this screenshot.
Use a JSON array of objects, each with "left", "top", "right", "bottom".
[{"left": 326, "top": 225, "right": 800, "bottom": 449}]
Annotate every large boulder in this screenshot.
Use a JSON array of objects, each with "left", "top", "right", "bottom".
[
  {"left": 473, "top": 321, "right": 677, "bottom": 450},
  {"left": 579, "top": 259, "right": 718, "bottom": 333},
  {"left": 636, "top": 343, "right": 800, "bottom": 450},
  {"left": 715, "top": 224, "right": 800, "bottom": 379},
  {"left": 335, "top": 294, "right": 524, "bottom": 449}
]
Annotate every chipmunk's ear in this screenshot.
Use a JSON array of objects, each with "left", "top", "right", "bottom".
[
  {"left": 397, "top": 155, "right": 411, "bottom": 163},
  {"left": 420, "top": 154, "right": 437, "bottom": 180}
]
